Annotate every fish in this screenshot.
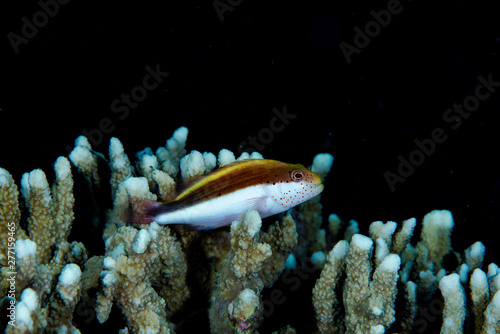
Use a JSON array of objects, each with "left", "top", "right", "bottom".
[{"left": 129, "top": 159, "right": 324, "bottom": 229}]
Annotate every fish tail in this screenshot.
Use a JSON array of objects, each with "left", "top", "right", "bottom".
[{"left": 121, "top": 196, "right": 164, "bottom": 225}]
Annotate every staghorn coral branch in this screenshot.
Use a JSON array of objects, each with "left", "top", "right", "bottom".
[
  {"left": 2, "top": 128, "right": 500, "bottom": 334},
  {"left": 313, "top": 240, "right": 348, "bottom": 333}
]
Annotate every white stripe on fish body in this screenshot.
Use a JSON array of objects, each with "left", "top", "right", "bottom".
[{"left": 153, "top": 185, "right": 269, "bottom": 229}]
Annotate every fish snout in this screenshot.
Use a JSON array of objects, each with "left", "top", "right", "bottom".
[
  {"left": 317, "top": 182, "right": 325, "bottom": 192},
  {"left": 308, "top": 170, "right": 325, "bottom": 194}
]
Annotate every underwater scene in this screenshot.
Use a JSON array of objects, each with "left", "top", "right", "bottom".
[{"left": 1, "top": 1, "right": 499, "bottom": 333}]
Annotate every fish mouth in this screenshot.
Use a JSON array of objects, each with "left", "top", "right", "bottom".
[
  {"left": 312, "top": 178, "right": 324, "bottom": 194},
  {"left": 311, "top": 171, "right": 324, "bottom": 192}
]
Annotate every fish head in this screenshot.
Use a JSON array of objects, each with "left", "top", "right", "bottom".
[
  {"left": 262, "top": 161, "right": 324, "bottom": 215},
  {"left": 286, "top": 162, "right": 324, "bottom": 195}
]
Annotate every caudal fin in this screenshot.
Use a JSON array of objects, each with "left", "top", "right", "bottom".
[{"left": 121, "top": 196, "right": 163, "bottom": 225}]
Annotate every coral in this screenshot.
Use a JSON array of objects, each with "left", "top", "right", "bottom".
[
  {"left": 6, "top": 263, "right": 83, "bottom": 334},
  {"left": 0, "top": 168, "right": 23, "bottom": 264},
  {"left": 13, "top": 239, "right": 38, "bottom": 297},
  {"left": 180, "top": 150, "right": 216, "bottom": 177},
  {"left": 45, "top": 263, "right": 83, "bottom": 332},
  {"left": 156, "top": 126, "right": 188, "bottom": 177},
  {"left": 207, "top": 210, "right": 298, "bottom": 333},
  {"left": 95, "top": 222, "right": 186, "bottom": 333},
  {"left": 439, "top": 273, "right": 466, "bottom": 334},
  {"left": 109, "top": 137, "right": 134, "bottom": 199},
  {"left": 482, "top": 291, "right": 500, "bottom": 333},
  {"left": 16, "top": 157, "right": 75, "bottom": 264},
  {"left": 69, "top": 136, "right": 100, "bottom": 185},
  {"left": 227, "top": 289, "right": 260, "bottom": 332},
  {"left": 6, "top": 288, "right": 46, "bottom": 333},
  {"left": 312, "top": 210, "right": 500, "bottom": 334},
  {"left": 2, "top": 126, "right": 500, "bottom": 334},
  {"left": 400, "top": 281, "right": 418, "bottom": 333},
  {"left": 52, "top": 157, "right": 75, "bottom": 244},
  {"left": 151, "top": 170, "right": 176, "bottom": 201},
  {"left": 418, "top": 209, "right": 454, "bottom": 271},
  {"left": 312, "top": 240, "right": 348, "bottom": 333},
  {"left": 217, "top": 149, "right": 236, "bottom": 167},
  {"left": 259, "top": 214, "right": 298, "bottom": 287},
  {"left": 466, "top": 241, "right": 486, "bottom": 272},
  {"left": 470, "top": 268, "right": 489, "bottom": 333},
  {"left": 342, "top": 235, "right": 401, "bottom": 333},
  {"left": 21, "top": 169, "right": 57, "bottom": 264},
  {"left": 391, "top": 217, "right": 416, "bottom": 256},
  {"left": 95, "top": 177, "right": 189, "bottom": 333}
]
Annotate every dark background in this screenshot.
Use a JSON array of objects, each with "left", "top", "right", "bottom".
[{"left": 1, "top": 0, "right": 499, "bottom": 331}]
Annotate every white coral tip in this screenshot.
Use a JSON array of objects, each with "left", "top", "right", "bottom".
[
  {"left": 172, "top": 126, "right": 188, "bottom": 143},
  {"left": 470, "top": 269, "right": 488, "bottom": 292},
  {"left": 311, "top": 153, "right": 334, "bottom": 178},
  {"left": 439, "top": 273, "right": 461, "bottom": 295},
  {"left": 54, "top": 157, "right": 71, "bottom": 179},
  {"left": 103, "top": 257, "right": 116, "bottom": 269},
  {"left": 69, "top": 146, "right": 92, "bottom": 166},
  {"left": 20, "top": 288, "right": 39, "bottom": 311},
  {"left": 16, "top": 301, "right": 34, "bottom": 330},
  {"left": 250, "top": 152, "right": 263, "bottom": 159},
  {"left": 16, "top": 239, "right": 37, "bottom": 259},
  {"left": 132, "top": 229, "right": 151, "bottom": 254},
  {"left": 330, "top": 240, "right": 349, "bottom": 260},
  {"left": 370, "top": 325, "right": 385, "bottom": 334},
  {"left": 351, "top": 234, "right": 373, "bottom": 251},
  {"left": 180, "top": 150, "right": 205, "bottom": 177},
  {"left": 244, "top": 210, "right": 262, "bottom": 237},
  {"left": 423, "top": 209, "right": 454, "bottom": 229},
  {"left": 218, "top": 149, "right": 236, "bottom": 167},
  {"left": 380, "top": 254, "right": 401, "bottom": 273},
  {"left": 122, "top": 177, "right": 150, "bottom": 197},
  {"left": 58, "top": 263, "right": 82, "bottom": 286}
]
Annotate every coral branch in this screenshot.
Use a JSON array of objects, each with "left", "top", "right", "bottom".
[
  {"left": 313, "top": 240, "right": 348, "bottom": 333},
  {"left": 2, "top": 129, "right": 499, "bottom": 334}
]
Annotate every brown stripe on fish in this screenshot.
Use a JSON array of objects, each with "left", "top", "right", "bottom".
[{"left": 169, "top": 159, "right": 303, "bottom": 209}]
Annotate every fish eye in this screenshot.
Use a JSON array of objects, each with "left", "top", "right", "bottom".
[{"left": 290, "top": 170, "right": 304, "bottom": 181}]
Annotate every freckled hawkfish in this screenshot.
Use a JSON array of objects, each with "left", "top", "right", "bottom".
[{"left": 130, "top": 159, "right": 324, "bottom": 229}]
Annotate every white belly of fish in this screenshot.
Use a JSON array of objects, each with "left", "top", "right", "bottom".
[{"left": 153, "top": 185, "right": 269, "bottom": 229}]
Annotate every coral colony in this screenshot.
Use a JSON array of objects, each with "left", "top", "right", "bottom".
[{"left": 1, "top": 126, "right": 500, "bottom": 333}]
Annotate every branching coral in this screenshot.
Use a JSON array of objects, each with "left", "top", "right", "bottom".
[
  {"left": 439, "top": 273, "right": 466, "bottom": 334},
  {"left": 69, "top": 136, "right": 101, "bottom": 185},
  {"left": 0, "top": 168, "right": 23, "bottom": 263},
  {"left": 2, "top": 126, "right": 500, "bottom": 334},
  {"left": 96, "top": 177, "right": 189, "bottom": 333},
  {"left": 5, "top": 262, "right": 84, "bottom": 334},
  {"left": 109, "top": 137, "right": 134, "bottom": 199},
  {"left": 342, "top": 234, "right": 401, "bottom": 333},
  {"left": 312, "top": 240, "right": 348, "bottom": 333},
  {"left": 312, "top": 209, "right": 500, "bottom": 334},
  {"left": 207, "top": 210, "right": 297, "bottom": 333},
  {"left": 1, "top": 155, "right": 88, "bottom": 334},
  {"left": 95, "top": 221, "right": 187, "bottom": 333}
]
